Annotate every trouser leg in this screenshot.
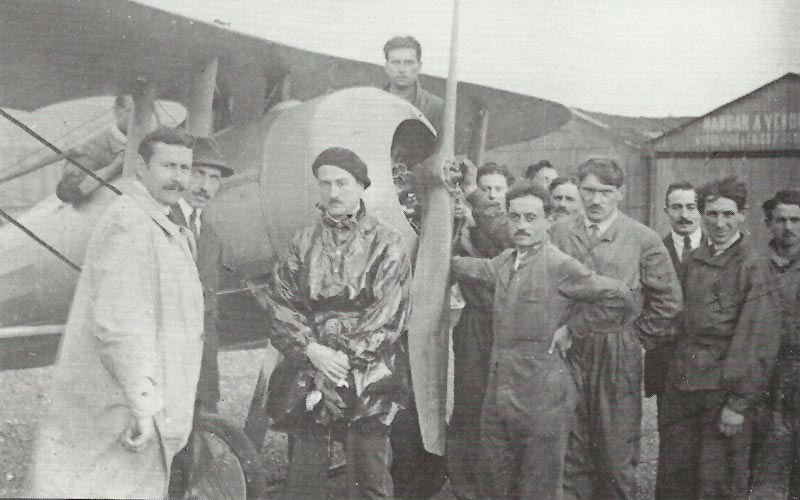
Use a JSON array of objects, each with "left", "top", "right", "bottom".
[
  {"left": 479, "top": 396, "right": 516, "bottom": 500},
  {"left": 167, "top": 400, "right": 208, "bottom": 498},
  {"left": 563, "top": 347, "right": 594, "bottom": 500},
  {"left": 281, "top": 425, "right": 329, "bottom": 500},
  {"left": 696, "top": 391, "right": 751, "bottom": 500},
  {"left": 792, "top": 419, "right": 800, "bottom": 499},
  {"left": 592, "top": 332, "right": 642, "bottom": 500},
  {"left": 244, "top": 342, "right": 282, "bottom": 449},
  {"left": 390, "top": 408, "right": 446, "bottom": 500},
  {"left": 565, "top": 332, "right": 641, "bottom": 500},
  {"left": 196, "top": 319, "right": 220, "bottom": 413},
  {"left": 655, "top": 387, "right": 704, "bottom": 500},
  {"left": 750, "top": 410, "right": 795, "bottom": 500},
  {"left": 346, "top": 417, "right": 394, "bottom": 500},
  {"left": 517, "top": 406, "right": 571, "bottom": 500},
  {"left": 448, "top": 310, "right": 492, "bottom": 500}
]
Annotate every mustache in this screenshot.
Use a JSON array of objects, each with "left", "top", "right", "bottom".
[
  {"left": 554, "top": 207, "right": 570, "bottom": 215},
  {"left": 783, "top": 230, "right": 798, "bottom": 238},
  {"left": 163, "top": 182, "right": 185, "bottom": 192},
  {"left": 676, "top": 218, "right": 693, "bottom": 225},
  {"left": 191, "top": 189, "right": 210, "bottom": 200},
  {"left": 514, "top": 229, "right": 531, "bottom": 237}
]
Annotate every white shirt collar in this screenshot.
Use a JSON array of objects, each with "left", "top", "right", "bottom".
[
  {"left": 709, "top": 231, "right": 742, "bottom": 256},
  {"left": 177, "top": 198, "right": 193, "bottom": 219},
  {"left": 584, "top": 209, "right": 618, "bottom": 237},
  {"left": 671, "top": 227, "right": 703, "bottom": 248},
  {"left": 671, "top": 227, "right": 702, "bottom": 261},
  {"left": 513, "top": 249, "right": 528, "bottom": 271},
  {"left": 177, "top": 198, "right": 202, "bottom": 231}
]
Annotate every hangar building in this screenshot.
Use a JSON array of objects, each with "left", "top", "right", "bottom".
[
  {"left": 485, "top": 108, "right": 687, "bottom": 223},
  {"left": 648, "top": 72, "right": 800, "bottom": 247}
]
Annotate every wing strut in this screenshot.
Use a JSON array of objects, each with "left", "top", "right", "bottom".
[
  {"left": 0, "top": 206, "right": 80, "bottom": 272},
  {"left": 186, "top": 58, "right": 219, "bottom": 137},
  {"left": 122, "top": 80, "right": 154, "bottom": 177},
  {"left": 1, "top": 65, "right": 217, "bottom": 275},
  {"left": 0, "top": 108, "right": 122, "bottom": 195}
]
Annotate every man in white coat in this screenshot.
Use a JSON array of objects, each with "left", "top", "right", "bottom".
[{"left": 29, "top": 127, "right": 204, "bottom": 498}]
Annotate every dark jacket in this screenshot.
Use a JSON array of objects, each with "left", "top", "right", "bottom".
[
  {"left": 667, "top": 237, "right": 783, "bottom": 413},
  {"left": 764, "top": 242, "right": 800, "bottom": 414},
  {"left": 384, "top": 81, "right": 444, "bottom": 135},
  {"left": 259, "top": 209, "right": 412, "bottom": 426},
  {"left": 169, "top": 206, "right": 229, "bottom": 405},
  {"left": 644, "top": 231, "right": 702, "bottom": 397}
]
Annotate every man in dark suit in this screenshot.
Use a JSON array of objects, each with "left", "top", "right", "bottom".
[
  {"left": 167, "top": 137, "right": 235, "bottom": 497},
  {"left": 661, "top": 182, "right": 703, "bottom": 269},
  {"left": 645, "top": 182, "right": 703, "bottom": 420},
  {"left": 169, "top": 137, "right": 235, "bottom": 413}
]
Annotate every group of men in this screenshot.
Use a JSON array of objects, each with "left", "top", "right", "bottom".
[
  {"left": 26, "top": 32, "right": 800, "bottom": 500},
  {"left": 446, "top": 150, "right": 800, "bottom": 500}
]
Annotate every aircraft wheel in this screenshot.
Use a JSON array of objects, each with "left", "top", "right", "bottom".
[{"left": 171, "top": 413, "right": 270, "bottom": 500}]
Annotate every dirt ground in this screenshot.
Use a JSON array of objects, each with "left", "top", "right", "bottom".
[{"left": 0, "top": 347, "right": 659, "bottom": 499}]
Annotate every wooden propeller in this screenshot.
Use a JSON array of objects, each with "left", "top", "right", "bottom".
[{"left": 407, "top": 0, "right": 460, "bottom": 455}]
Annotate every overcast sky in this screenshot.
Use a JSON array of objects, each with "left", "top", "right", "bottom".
[{"left": 143, "top": 1, "right": 799, "bottom": 117}]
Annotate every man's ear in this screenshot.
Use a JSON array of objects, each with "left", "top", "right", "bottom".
[
  {"left": 619, "top": 185, "right": 626, "bottom": 200},
  {"left": 135, "top": 154, "right": 147, "bottom": 178}
]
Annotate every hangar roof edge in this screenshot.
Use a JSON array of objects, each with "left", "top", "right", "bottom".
[{"left": 649, "top": 72, "right": 800, "bottom": 146}]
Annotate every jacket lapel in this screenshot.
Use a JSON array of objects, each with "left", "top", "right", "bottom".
[{"left": 663, "top": 233, "right": 680, "bottom": 268}]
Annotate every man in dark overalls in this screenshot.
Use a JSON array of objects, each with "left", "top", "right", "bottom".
[
  {"left": 749, "top": 189, "right": 800, "bottom": 500},
  {"left": 452, "top": 182, "right": 634, "bottom": 500}
]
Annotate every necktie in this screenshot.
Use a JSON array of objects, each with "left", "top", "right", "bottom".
[
  {"left": 188, "top": 208, "right": 200, "bottom": 241},
  {"left": 680, "top": 235, "right": 692, "bottom": 262},
  {"left": 180, "top": 227, "right": 197, "bottom": 261},
  {"left": 588, "top": 224, "right": 600, "bottom": 242}
]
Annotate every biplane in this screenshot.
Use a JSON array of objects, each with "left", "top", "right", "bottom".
[{"left": 0, "top": 0, "right": 570, "bottom": 497}]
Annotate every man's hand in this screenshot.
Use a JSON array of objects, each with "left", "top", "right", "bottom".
[
  {"left": 120, "top": 414, "right": 156, "bottom": 453},
  {"left": 306, "top": 342, "right": 350, "bottom": 384},
  {"left": 453, "top": 197, "right": 472, "bottom": 221},
  {"left": 459, "top": 158, "right": 478, "bottom": 196},
  {"left": 718, "top": 406, "right": 745, "bottom": 436},
  {"left": 548, "top": 325, "right": 572, "bottom": 358}
]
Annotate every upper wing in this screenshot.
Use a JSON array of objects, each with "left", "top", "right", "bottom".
[{"left": 0, "top": 0, "right": 570, "bottom": 151}]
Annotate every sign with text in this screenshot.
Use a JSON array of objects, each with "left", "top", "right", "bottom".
[
  {"left": 653, "top": 74, "right": 800, "bottom": 153},
  {"left": 694, "top": 111, "right": 800, "bottom": 149}
]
